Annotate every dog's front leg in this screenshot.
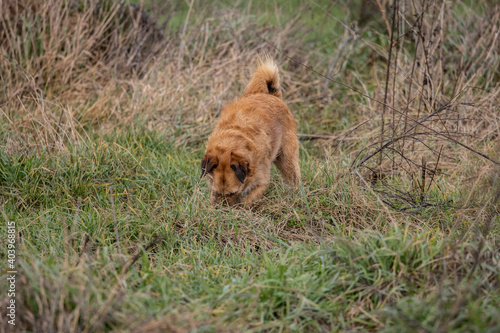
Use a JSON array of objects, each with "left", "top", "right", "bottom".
[{"left": 239, "top": 182, "right": 269, "bottom": 206}]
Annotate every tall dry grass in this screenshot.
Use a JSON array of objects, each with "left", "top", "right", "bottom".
[
  {"left": 1, "top": 0, "right": 163, "bottom": 152},
  {"left": 0, "top": 0, "right": 309, "bottom": 153}
]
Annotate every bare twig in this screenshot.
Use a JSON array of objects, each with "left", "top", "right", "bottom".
[
  {"left": 322, "top": 33, "right": 353, "bottom": 97},
  {"left": 420, "top": 156, "right": 426, "bottom": 203},
  {"left": 379, "top": 0, "right": 397, "bottom": 166}
]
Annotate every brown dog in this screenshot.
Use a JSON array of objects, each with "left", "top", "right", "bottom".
[{"left": 201, "top": 56, "right": 301, "bottom": 206}]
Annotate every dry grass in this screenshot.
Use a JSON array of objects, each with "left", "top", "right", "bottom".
[
  {"left": 0, "top": 0, "right": 309, "bottom": 152},
  {"left": 3, "top": 0, "right": 497, "bottom": 167}
]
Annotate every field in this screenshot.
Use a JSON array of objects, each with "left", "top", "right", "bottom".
[{"left": 0, "top": 0, "right": 499, "bottom": 332}]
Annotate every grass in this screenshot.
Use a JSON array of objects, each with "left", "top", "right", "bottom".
[
  {"left": 1, "top": 0, "right": 500, "bottom": 332},
  {"left": 1, "top": 130, "right": 498, "bottom": 331}
]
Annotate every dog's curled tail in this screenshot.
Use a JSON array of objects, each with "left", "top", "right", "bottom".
[{"left": 244, "top": 56, "right": 282, "bottom": 99}]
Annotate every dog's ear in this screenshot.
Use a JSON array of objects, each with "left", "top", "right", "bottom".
[
  {"left": 201, "top": 154, "right": 217, "bottom": 178},
  {"left": 231, "top": 161, "right": 248, "bottom": 184}
]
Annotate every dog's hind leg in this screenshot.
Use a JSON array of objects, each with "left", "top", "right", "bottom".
[{"left": 274, "top": 136, "right": 301, "bottom": 186}]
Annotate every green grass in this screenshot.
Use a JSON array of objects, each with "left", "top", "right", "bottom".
[{"left": 1, "top": 128, "right": 499, "bottom": 331}]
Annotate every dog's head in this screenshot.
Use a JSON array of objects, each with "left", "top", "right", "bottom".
[{"left": 201, "top": 150, "right": 249, "bottom": 206}]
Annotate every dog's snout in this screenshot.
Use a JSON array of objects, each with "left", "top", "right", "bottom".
[
  {"left": 215, "top": 190, "right": 237, "bottom": 197},
  {"left": 212, "top": 190, "right": 239, "bottom": 206}
]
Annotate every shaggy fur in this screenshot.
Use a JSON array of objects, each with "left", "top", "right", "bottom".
[{"left": 201, "top": 56, "right": 301, "bottom": 206}]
